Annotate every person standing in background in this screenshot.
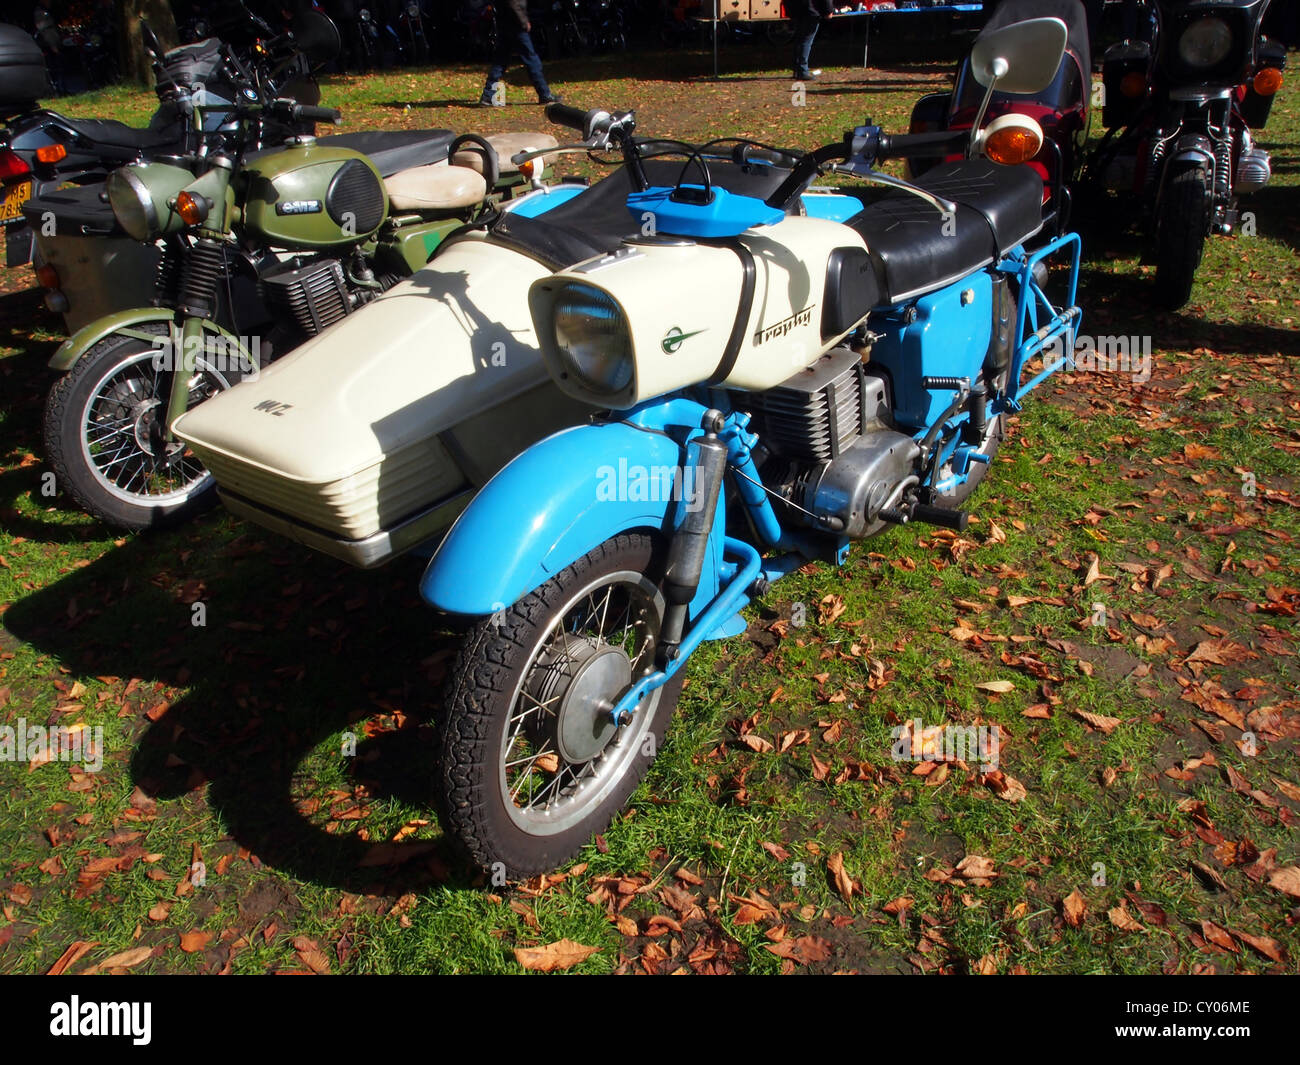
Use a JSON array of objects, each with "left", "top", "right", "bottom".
[
  {"left": 479, "top": 0, "right": 558, "bottom": 106},
  {"left": 793, "top": 0, "right": 832, "bottom": 82}
]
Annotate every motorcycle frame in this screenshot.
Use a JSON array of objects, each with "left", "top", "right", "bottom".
[{"left": 421, "top": 233, "right": 1083, "bottom": 720}]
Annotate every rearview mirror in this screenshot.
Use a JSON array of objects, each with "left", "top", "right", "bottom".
[
  {"left": 294, "top": 10, "right": 342, "bottom": 67},
  {"left": 972, "top": 16, "right": 1068, "bottom": 95}
]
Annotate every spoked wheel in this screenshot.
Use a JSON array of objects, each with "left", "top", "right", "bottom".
[
  {"left": 43, "top": 322, "right": 239, "bottom": 530},
  {"left": 436, "top": 532, "right": 684, "bottom": 877}
]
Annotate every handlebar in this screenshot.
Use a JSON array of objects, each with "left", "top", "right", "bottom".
[
  {"left": 262, "top": 99, "right": 341, "bottom": 125},
  {"left": 545, "top": 102, "right": 595, "bottom": 136},
  {"left": 876, "top": 128, "right": 967, "bottom": 161}
]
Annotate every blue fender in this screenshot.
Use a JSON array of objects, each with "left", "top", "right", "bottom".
[{"left": 419, "top": 418, "right": 725, "bottom": 620}]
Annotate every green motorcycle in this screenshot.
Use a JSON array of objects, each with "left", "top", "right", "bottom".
[{"left": 41, "top": 93, "right": 557, "bottom": 530}]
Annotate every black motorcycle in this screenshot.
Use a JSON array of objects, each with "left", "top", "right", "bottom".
[{"left": 1085, "top": 0, "right": 1286, "bottom": 308}]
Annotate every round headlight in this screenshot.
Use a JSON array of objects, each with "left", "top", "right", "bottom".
[
  {"left": 1178, "top": 17, "right": 1232, "bottom": 70},
  {"left": 552, "top": 282, "right": 634, "bottom": 396},
  {"left": 106, "top": 168, "right": 158, "bottom": 241}
]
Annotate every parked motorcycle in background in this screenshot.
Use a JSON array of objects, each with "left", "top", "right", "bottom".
[
  {"left": 1085, "top": 0, "right": 1285, "bottom": 308},
  {"left": 0, "top": 5, "right": 332, "bottom": 269},
  {"left": 39, "top": 70, "right": 562, "bottom": 531},
  {"left": 907, "top": 0, "right": 1091, "bottom": 239}
]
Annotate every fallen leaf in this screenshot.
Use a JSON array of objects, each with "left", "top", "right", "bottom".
[
  {"left": 1107, "top": 903, "right": 1147, "bottom": 934},
  {"left": 178, "top": 930, "right": 211, "bottom": 954},
  {"left": 827, "top": 851, "right": 856, "bottom": 902},
  {"left": 975, "top": 680, "right": 1015, "bottom": 694},
  {"left": 1062, "top": 890, "right": 1087, "bottom": 928},
  {"left": 92, "top": 946, "right": 154, "bottom": 972},
  {"left": 1266, "top": 866, "right": 1300, "bottom": 899},
  {"left": 513, "top": 939, "right": 599, "bottom": 972}
]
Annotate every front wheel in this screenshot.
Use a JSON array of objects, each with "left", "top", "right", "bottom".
[
  {"left": 435, "top": 532, "right": 684, "bottom": 877},
  {"left": 1154, "top": 164, "right": 1210, "bottom": 310},
  {"left": 42, "top": 322, "right": 239, "bottom": 531}
]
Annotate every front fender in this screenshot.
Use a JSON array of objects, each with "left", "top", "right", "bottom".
[
  {"left": 420, "top": 419, "right": 723, "bottom": 618},
  {"left": 48, "top": 310, "right": 243, "bottom": 371}
]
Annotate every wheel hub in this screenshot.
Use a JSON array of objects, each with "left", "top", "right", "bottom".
[{"left": 532, "top": 638, "right": 632, "bottom": 764}]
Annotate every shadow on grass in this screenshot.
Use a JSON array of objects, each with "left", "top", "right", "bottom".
[{"left": 3, "top": 517, "right": 478, "bottom": 894}]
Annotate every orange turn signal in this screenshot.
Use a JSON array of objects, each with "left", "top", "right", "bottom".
[
  {"left": 35, "top": 263, "right": 60, "bottom": 289},
  {"left": 1253, "top": 67, "right": 1283, "bottom": 96},
  {"left": 175, "top": 190, "right": 209, "bottom": 226},
  {"left": 35, "top": 143, "right": 67, "bottom": 164},
  {"left": 519, "top": 157, "right": 538, "bottom": 180},
  {"left": 1120, "top": 72, "right": 1147, "bottom": 99},
  {"left": 984, "top": 125, "right": 1042, "bottom": 166}
]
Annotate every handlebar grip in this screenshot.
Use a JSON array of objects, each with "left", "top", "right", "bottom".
[
  {"left": 878, "top": 129, "right": 966, "bottom": 161},
  {"left": 545, "top": 103, "right": 591, "bottom": 134},
  {"left": 294, "top": 104, "right": 342, "bottom": 124}
]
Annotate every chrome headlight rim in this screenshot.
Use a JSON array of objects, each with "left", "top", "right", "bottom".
[
  {"left": 1177, "top": 16, "right": 1233, "bottom": 71},
  {"left": 551, "top": 282, "right": 634, "bottom": 398},
  {"left": 107, "top": 168, "right": 159, "bottom": 242}
]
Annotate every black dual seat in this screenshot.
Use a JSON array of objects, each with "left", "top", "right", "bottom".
[
  {"left": 60, "top": 118, "right": 180, "bottom": 152},
  {"left": 460, "top": 155, "right": 1044, "bottom": 308},
  {"left": 844, "top": 159, "right": 1044, "bottom": 304}
]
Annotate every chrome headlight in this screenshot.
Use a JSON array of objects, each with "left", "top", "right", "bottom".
[
  {"left": 552, "top": 282, "right": 633, "bottom": 396},
  {"left": 106, "top": 168, "right": 158, "bottom": 241},
  {"left": 1178, "top": 17, "right": 1232, "bottom": 70}
]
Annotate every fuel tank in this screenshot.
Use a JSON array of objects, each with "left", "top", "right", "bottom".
[
  {"left": 240, "top": 138, "right": 387, "bottom": 250},
  {"left": 172, "top": 234, "right": 591, "bottom": 566}
]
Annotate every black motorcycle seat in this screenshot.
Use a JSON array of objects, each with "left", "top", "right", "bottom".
[
  {"left": 467, "top": 158, "right": 797, "bottom": 271},
  {"left": 315, "top": 129, "right": 455, "bottom": 178},
  {"left": 61, "top": 118, "right": 180, "bottom": 152},
  {"left": 846, "top": 159, "right": 1044, "bottom": 304}
]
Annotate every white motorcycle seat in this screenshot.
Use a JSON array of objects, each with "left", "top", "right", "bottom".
[
  {"left": 384, "top": 163, "right": 487, "bottom": 212},
  {"left": 453, "top": 132, "right": 560, "bottom": 175}
]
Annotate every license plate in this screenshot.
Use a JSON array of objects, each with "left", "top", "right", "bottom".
[{"left": 0, "top": 179, "right": 34, "bottom": 224}]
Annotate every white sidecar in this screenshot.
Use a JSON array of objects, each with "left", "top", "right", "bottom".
[{"left": 172, "top": 157, "right": 806, "bottom": 567}]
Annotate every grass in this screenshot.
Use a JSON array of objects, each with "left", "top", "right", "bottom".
[{"left": 0, "top": 37, "right": 1298, "bottom": 974}]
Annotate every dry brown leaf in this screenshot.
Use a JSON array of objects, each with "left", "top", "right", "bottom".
[
  {"left": 1073, "top": 709, "right": 1122, "bottom": 734},
  {"left": 178, "top": 930, "right": 212, "bottom": 954},
  {"left": 827, "top": 851, "right": 856, "bottom": 902},
  {"left": 954, "top": 855, "right": 997, "bottom": 886},
  {"left": 92, "top": 946, "right": 155, "bottom": 972},
  {"left": 1107, "top": 903, "right": 1147, "bottom": 934},
  {"left": 1233, "top": 929, "right": 1286, "bottom": 964},
  {"left": 1201, "top": 920, "right": 1238, "bottom": 953},
  {"left": 1266, "top": 866, "right": 1300, "bottom": 899},
  {"left": 47, "top": 941, "right": 98, "bottom": 975},
  {"left": 975, "top": 680, "right": 1015, "bottom": 694},
  {"left": 764, "top": 935, "right": 833, "bottom": 965},
  {"left": 1062, "top": 889, "right": 1087, "bottom": 928},
  {"left": 514, "top": 938, "right": 599, "bottom": 972}
]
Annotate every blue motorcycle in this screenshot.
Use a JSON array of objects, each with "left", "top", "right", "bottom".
[{"left": 421, "top": 17, "right": 1084, "bottom": 876}]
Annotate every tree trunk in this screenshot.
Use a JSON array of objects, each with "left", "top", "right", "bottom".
[{"left": 117, "top": 0, "right": 179, "bottom": 85}]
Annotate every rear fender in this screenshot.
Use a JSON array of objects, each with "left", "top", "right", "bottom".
[{"left": 419, "top": 419, "right": 724, "bottom": 621}]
